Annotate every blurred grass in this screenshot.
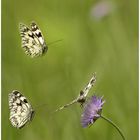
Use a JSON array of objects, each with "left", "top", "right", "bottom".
[{"left": 2, "top": 0, "right": 138, "bottom": 140}]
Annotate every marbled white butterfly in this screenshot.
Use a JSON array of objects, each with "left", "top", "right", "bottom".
[
  {"left": 9, "top": 90, "right": 34, "bottom": 129},
  {"left": 54, "top": 72, "right": 96, "bottom": 112},
  {"left": 19, "top": 22, "right": 48, "bottom": 58}
]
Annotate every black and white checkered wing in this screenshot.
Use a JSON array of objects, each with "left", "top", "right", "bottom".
[
  {"left": 9, "top": 90, "right": 34, "bottom": 129},
  {"left": 30, "top": 22, "right": 47, "bottom": 48},
  {"left": 77, "top": 72, "right": 96, "bottom": 105},
  {"left": 80, "top": 73, "right": 96, "bottom": 98},
  {"left": 19, "top": 22, "right": 48, "bottom": 57}
]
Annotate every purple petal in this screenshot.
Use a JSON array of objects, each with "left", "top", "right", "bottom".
[{"left": 81, "top": 95, "right": 105, "bottom": 127}]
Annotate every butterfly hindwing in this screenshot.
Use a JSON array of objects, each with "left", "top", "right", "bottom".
[
  {"left": 19, "top": 22, "right": 48, "bottom": 57},
  {"left": 9, "top": 90, "right": 34, "bottom": 129}
]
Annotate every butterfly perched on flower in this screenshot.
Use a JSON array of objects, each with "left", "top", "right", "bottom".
[
  {"left": 19, "top": 22, "right": 48, "bottom": 58},
  {"left": 54, "top": 73, "right": 96, "bottom": 112},
  {"left": 9, "top": 90, "right": 34, "bottom": 129}
]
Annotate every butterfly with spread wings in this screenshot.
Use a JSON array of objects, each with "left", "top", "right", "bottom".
[
  {"left": 54, "top": 73, "right": 96, "bottom": 113},
  {"left": 9, "top": 90, "right": 34, "bottom": 129},
  {"left": 19, "top": 22, "right": 48, "bottom": 58}
]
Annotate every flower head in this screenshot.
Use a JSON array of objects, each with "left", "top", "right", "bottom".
[{"left": 81, "top": 95, "right": 105, "bottom": 128}]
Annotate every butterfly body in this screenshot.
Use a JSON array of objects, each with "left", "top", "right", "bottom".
[
  {"left": 9, "top": 90, "right": 34, "bottom": 129},
  {"left": 19, "top": 22, "right": 48, "bottom": 58}
]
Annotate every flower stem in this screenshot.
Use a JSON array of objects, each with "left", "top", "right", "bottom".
[{"left": 100, "top": 115, "right": 125, "bottom": 140}]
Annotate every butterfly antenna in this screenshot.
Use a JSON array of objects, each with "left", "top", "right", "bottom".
[
  {"left": 51, "top": 99, "right": 78, "bottom": 114},
  {"left": 47, "top": 39, "right": 63, "bottom": 46},
  {"left": 34, "top": 103, "right": 49, "bottom": 111}
]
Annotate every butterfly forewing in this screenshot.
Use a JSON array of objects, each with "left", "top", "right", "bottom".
[
  {"left": 78, "top": 72, "right": 97, "bottom": 102},
  {"left": 9, "top": 90, "right": 34, "bottom": 129},
  {"left": 19, "top": 22, "right": 48, "bottom": 57},
  {"left": 30, "top": 22, "right": 45, "bottom": 45}
]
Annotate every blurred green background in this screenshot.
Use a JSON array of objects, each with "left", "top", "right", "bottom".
[{"left": 2, "top": 0, "right": 138, "bottom": 140}]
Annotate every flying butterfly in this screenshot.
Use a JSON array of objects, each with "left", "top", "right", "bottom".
[
  {"left": 19, "top": 22, "right": 48, "bottom": 58},
  {"left": 9, "top": 90, "right": 34, "bottom": 129},
  {"left": 54, "top": 72, "right": 96, "bottom": 113}
]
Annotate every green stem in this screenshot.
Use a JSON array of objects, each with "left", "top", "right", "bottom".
[{"left": 101, "top": 115, "right": 125, "bottom": 140}]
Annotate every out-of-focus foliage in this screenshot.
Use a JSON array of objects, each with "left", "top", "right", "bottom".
[{"left": 2, "top": 0, "right": 138, "bottom": 140}]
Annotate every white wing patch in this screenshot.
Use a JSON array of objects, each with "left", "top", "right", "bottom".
[
  {"left": 19, "top": 22, "right": 48, "bottom": 58},
  {"left": 54, "top": 73, "right": 96, "bottom": 113},
  {"left": 9, "top": 90, "right": 34, "bottom": 129}
]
